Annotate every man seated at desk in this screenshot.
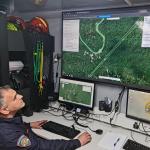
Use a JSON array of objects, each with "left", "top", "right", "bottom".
[{"left": 0, "top": 86, "right": 91, "bottom": 150}]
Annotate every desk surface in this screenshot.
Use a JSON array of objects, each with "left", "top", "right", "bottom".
[{"left": 23, "top": 111, "right": 150, "bottom": 150}]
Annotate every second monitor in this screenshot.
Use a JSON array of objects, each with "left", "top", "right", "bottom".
[
  {"left": 126, "top": 88, "right": 150, "bottom": 124},
  {"left": 58, "top": 78, "right": 95, "bottom": 110}
]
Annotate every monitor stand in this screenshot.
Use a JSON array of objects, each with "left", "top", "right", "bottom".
[{"left": 60, "top": 103, "right": 74, "bottom": 111}]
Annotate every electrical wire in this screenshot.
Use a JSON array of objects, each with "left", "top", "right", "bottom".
[
  {"left": 46, "top": 104, "right": 75, "bottom": 121},
  {"left": 43, "top": 101, "right": 150, "bottom": 142},
  {"left": 116, "top": 87, "right": 126, "bottom": 111},
  {"left": 110, "top": 111, "right": 116, "bottom": 126},
  {"left": 89, "top": 106, "right": 115, "bottom": 120},
  {"left": 141, "top": 122, "right": 150, "bottom": 134},
  {"left": 73, "top": 115, "right": 89, "bottom": 128},
  {"left": 62, "top": 109, "right": 74, "bottom": 121},
  {"left": 77, "top": 112, "right": 90, "bottom": 121},
  {"left": 109, "top": 87, "right": 126, "bottom": 125},
  {"left": 142, "top": 122, "right": 150, "bottom": 142},
  {"left": 42, "top": 110, "right": 63, "bottom": 117},
  {"left": 138, "top": 122, "right": 150, "bottom": 133},
  {"left": 130, "top": 130, "right": 136, "bottom": 141},
  {"left": 141, "top": 122, "right": 150, "bottom": 142},
  {"left": 54, "top": 57, "right": 60, "bottom": 92},
  {"left": 49, "top": 104, "right": 62, "bottom": 112}
]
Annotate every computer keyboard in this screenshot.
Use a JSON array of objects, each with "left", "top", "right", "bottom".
[
  {"left": 123, "top": 139, "right": 150, "bottom": 150},
  {"left": 42, "top": 121, "right": 81, "bottom": 139}
]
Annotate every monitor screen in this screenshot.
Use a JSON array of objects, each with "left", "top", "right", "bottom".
[
  {"left": 62, "top": 9, "right": 150, "bottom": 90},
  {"left": 126, "top": 88, "right": 150, "bottom": 123},
  {"left": 58, "top": 78, "right": 95, "bottom": 109}
]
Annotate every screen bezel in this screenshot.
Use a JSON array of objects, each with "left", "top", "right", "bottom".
[
  {"left": 58, "top": 77, "right": 95, "bottom": 110},
  {"left": 61, "top": 6, "right": 150, "bottom": 91},
  {"left": 126, "top": 88, "right": 150, "bottom": 124}
]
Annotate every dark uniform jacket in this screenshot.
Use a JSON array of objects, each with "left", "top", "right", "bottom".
[{"left": 0, "top": 116, "right": 81, "bottom": 150}]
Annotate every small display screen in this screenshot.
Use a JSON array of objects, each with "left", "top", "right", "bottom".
[
  {"left": 126, "top": 89, "right": 150, "bottom": 123},
  {"left": 59, "top": 78, "right": 95, "bottom": 109}
]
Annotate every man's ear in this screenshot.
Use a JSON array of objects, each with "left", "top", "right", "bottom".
[{"left": 0, "top": 107, "right": 9, "bottom": 115}]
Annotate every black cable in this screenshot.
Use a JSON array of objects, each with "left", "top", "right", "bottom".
[
  {"left": 47, "top": 105, "right": 75, "bottom": 121},
  {"left": 73, "top": 115, "right": 88, "bottom": 128},
  {"left": 77, "top": 112, "right": 90, "bottom": 121},
  {"left": 89, "top": 106, "right": 115, "bottom": 119},
  {"left": 138, "top": 122, "right": 150, "bottom": 133},
  {"left": 54, "top": 57, "right": 60, "bottom": 92},
  {"left": 87, "top": 126, "right": 95, "bottom": 132},
  {"left": 50, "top": 104, "right": 62, "bottom": 112},
  {"left": 141, "top": 123, "right": 150, "bottom": 142},
  {"left": 109, "top": 87, "right": 126, "bottom": 125},
  {"left": 110, "top": 111, "right": 116, "bottom": 126},
  {"left": 130, "top": 128, "right": 150, "bottom": 144},
  {"left": 47, "top": 104, "right": 58, "bottom": 111},
  {"left": 62, "top": 109, "right": 74, "bottom": 121},
  {"left": 130, "top": 130, "right": 136, "bottom": 141},
  {"left": 62, "top": 114, "right": 74, "bottom": 121},
  {"left": 73, "top": 114, "right": 103, "bottom": 134},
  {"left": 42, "top": 110, "right": 63, "bottom": 117},
  {"left": 44, "top": 103, "right": 73, "bottom": 118},
  {"left": 43, "top": 104, "right": 66, "bottom": 117},
  {"left": 141, "top": 122, "right": 150, "bottom": 136},
  {"left": 115, "top": 86, "right": 126, "bottom": 112}
]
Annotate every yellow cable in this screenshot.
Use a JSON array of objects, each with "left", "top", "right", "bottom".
[{"left": 39, "top": 43, "right": 44, "bottom": 95}]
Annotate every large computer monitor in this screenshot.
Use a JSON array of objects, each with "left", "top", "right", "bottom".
[
  {"left": 126, "top": 88, "right": 150, "bottom": 123},
  {"left": 58, "top": 78, "right": 95, "bottom": 110},
  {"left": 62, "top": 8, "right": 150, "bottom": 90}
]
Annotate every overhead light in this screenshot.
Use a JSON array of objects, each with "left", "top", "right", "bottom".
[{"left": 32, "top": 0, "right": 48, "bottom": 6}]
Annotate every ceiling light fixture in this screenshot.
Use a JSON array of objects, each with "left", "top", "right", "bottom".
[
  {"left": 124, "top": 0, "right": 132, "bottom": 6},
  {"left": 33, "top": 0, "right": 48, "bottom": 6}
]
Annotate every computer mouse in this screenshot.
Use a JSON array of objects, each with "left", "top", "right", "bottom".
[{"left": 95, "top": 129, "right": 103, "bottom": 135}]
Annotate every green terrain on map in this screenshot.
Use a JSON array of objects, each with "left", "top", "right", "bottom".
[
  {"left": 62, "top": 16, "right": 150, "bottom": 87},
  {"left": 59, "top": 83, "right": 91, "bottom": 105}
]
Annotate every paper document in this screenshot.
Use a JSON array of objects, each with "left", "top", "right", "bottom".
[
  {"left": 98, "top": 131, "right": 127, "bottom": 150},
  {"left": 142, "top": 16, "right": 150, "bottom": 47}
]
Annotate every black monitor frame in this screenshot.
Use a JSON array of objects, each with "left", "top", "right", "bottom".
[
  {"left": 61, "top": 6, "right": 150, "bottom": 91},
  {"left": 58, "top": 77, "right": 95, "bottom": 111},
  {"left": 126, "top": 87, "right": 150, "bottom": 124}
]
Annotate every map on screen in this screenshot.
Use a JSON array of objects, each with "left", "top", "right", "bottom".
[
  {"left": 62, "top": 15, "right": 150, "bottom": 88},
  {"left": 59, "top": 78, "right": 94, "bottom": 108}
]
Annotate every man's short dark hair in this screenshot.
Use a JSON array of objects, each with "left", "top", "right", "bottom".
[{"left": 0, "top": 85, "right": 10, "bottom": 108}]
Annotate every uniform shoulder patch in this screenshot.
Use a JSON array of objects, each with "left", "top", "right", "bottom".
[{"left": 17, "top": 135, "right": 31, "bottom": 147}]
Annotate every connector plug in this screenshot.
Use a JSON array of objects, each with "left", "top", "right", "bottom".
[{"left": 133, "top": 122, "right": 139, "bottom": 129}]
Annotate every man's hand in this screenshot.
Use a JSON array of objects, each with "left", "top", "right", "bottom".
[
  {"left": 30, "top": 120, "right": 47, "bottom": 129},
  {"left": 77, "top": 132, "right": 92, "bottom": 146}
]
